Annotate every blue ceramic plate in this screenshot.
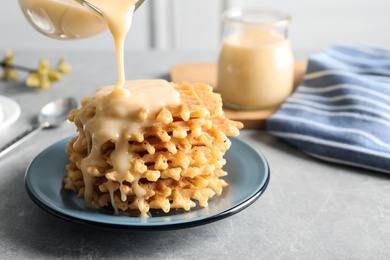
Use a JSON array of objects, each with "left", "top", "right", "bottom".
[{"left": 25, "top": 136, "right": 270, "bottom": 230}]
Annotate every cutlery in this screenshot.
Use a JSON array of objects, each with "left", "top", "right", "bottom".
[{"left": 0, "top": 97, "right": 78, "bottom": 158}]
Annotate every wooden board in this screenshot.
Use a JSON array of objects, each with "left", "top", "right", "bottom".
[{"left": 170, "top": 61, "right": 307, "bottom": 128}]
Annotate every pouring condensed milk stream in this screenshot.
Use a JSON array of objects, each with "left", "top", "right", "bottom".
[
  {"left": 74, "top": 0, "right": 181, "bottom": 215},
  {"left": 85, "top": 0, "right": 135, "bottom": 89},
  {"left": 19, "top": 0, "right": 180, "bottom": 216}
]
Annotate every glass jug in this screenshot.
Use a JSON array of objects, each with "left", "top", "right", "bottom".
[{"left": 18, "top": 0, "right": 107, "bottom": 40}]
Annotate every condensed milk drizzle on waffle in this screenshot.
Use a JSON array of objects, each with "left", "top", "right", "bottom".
[
  {"left": 75, "top": 80, "right": 180, "bottom": 215},
  {"left": 68, "top": 0, "right": 182, "bottom": 216},
  {"left": 66, "top": 82, "right": 243, "bottom": 216}
]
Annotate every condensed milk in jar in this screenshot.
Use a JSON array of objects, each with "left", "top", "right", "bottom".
[{"left": 217, "top": 8, "right": 294, "bottom": 110}]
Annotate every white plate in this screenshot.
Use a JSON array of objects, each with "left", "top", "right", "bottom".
[{"left": 0, "top": 96, "right": 21, "bottom": 129}]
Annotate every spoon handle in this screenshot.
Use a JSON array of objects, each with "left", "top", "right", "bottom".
[{"left": 0, "top": 124, "right": 45, "bottom": 158}]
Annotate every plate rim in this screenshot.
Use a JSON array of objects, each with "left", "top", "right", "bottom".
[
  {"left": 25, "top": 136, "right": 270, "bottom": 231},
  {"left": 0, "top": 95, "right": 21, "bottom": 130}
]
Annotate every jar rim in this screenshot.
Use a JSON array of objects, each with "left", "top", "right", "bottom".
[{"left": 222, "top": 7, "right": 291, "bottom": 27}]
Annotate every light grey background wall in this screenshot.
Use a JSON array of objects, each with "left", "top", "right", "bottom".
[{"left": 0, "top": 0, "right": 389, "bottom": 56}]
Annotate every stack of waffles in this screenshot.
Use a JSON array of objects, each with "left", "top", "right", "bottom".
[{"left": 64, "top": 82, "right": 243, "bottom": 216}]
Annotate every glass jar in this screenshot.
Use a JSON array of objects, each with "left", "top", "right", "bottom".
[
  {"left": 18, "top": 0, "right": 107, "bottom": 39},
  {"left": 217, "top": 7, "right": 294, "bottom": 110}
]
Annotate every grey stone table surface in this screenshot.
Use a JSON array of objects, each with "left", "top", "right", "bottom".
[{"left": 1, "top": 51, "right": 390, "bottom": 260}]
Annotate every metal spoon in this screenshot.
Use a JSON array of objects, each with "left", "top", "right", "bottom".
[
  {"left": 82, "top": 0, "right": 146, "bottom": 16},
  {"left": 0, "top": 97, "right": 78, "bottom": 158}
]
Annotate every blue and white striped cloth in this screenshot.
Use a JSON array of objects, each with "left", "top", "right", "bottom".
[{"left": 266, "top": 43, "right": 390, "bottom": 173}]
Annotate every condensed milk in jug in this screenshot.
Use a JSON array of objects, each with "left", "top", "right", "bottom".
[
  {"left": 18, "top": 0, "right": 141, "bottom": 89},
  {"left": 217, "top": 8, "right": 294, "bottom": 110},
  {"left": 18, "top": 0, "right": 108, "bottom": 39}
]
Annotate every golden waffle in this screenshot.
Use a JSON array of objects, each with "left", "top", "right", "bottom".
[
  {"left": 64, "top": 81, "right": 243, "bottom": 216},
  {"left": 65, "top": 159, "right": 227, "bottom": 213}
]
